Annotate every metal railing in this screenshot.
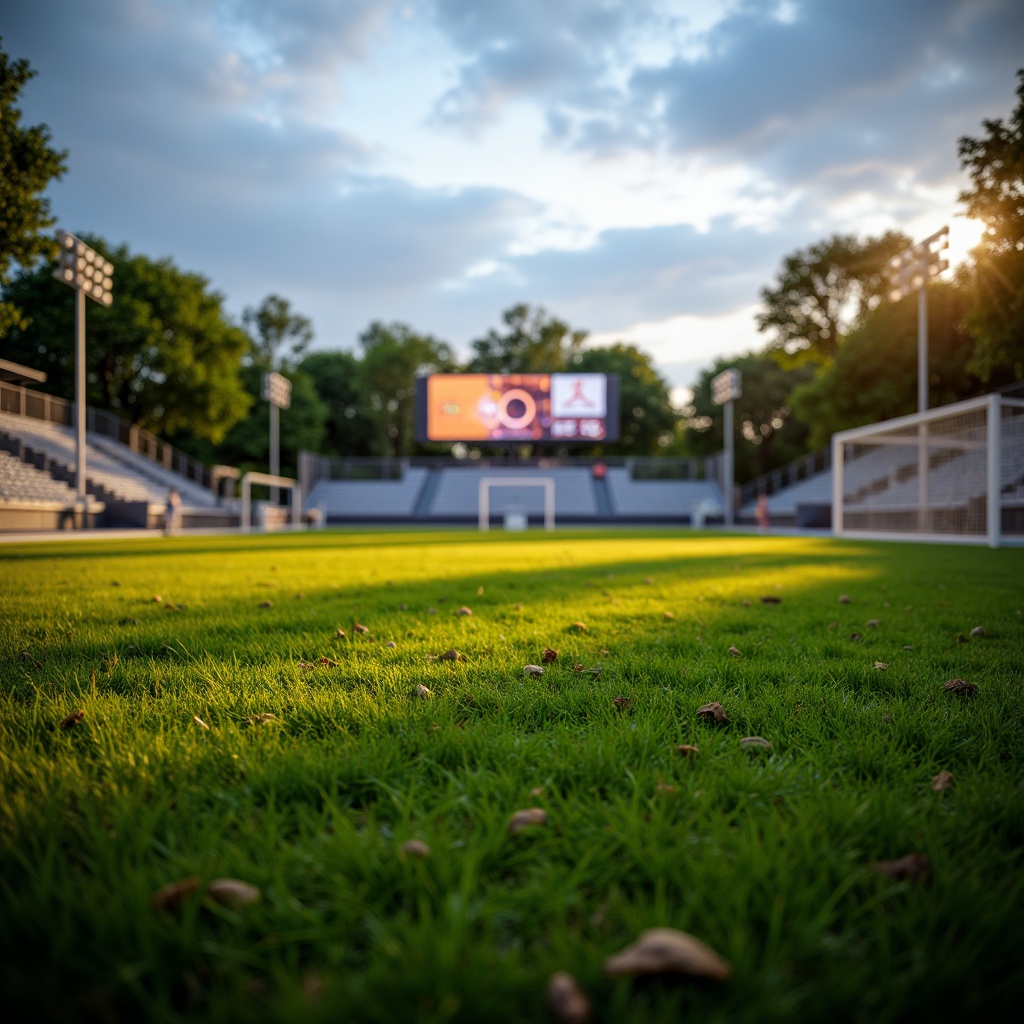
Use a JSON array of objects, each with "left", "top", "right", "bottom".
[
  {"left": 738, "top": 447, "right": 832, "bottom": 507},
  {"left": 0, "top": 381, "right": 215, "bottom": 491}
]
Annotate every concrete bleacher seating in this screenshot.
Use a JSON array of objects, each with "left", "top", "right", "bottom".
[
  {"left": 0, "top": 450, "right": 79, "bottom": 503},
  {"left": 306, "top": 468, "right": 429, "bottom": 520},
  {"left": 604, "top": 468, "right": 722, "bottom": 519},
  {"left": 0, "top": 411, "right": 216, "bottom": 508},
  {"left": 428, "top": 467, "right": 599, "bottom": 519}
]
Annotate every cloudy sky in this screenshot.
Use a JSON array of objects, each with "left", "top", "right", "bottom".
[{"left": 5, "top": 0, "right": 1023, "bottom": 397}]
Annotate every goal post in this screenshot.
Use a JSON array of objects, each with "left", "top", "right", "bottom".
[
  {"left": 832, "top": 393, "right": 1024, "bottom": 547},
  {"left": 478, "top": 477, "right": 555, "bottom": 531},
  {"left": 240, "top": 471, "right": 300, "bottom": 532}
]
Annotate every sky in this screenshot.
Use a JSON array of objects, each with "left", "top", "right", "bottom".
[{"left": 4, "top": 0, "right": 1023, "bottom": 402}]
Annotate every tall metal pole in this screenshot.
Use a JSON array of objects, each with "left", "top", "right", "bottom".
[
  {"left": 75, "top": 287, "right": 87, "bottom": 518},
  {"left": 269, "top": 401, "right": 280, "bottom": 505},
  {"left": 918, "top": 280, "right": 928, "bottom": 413},
  {"left": 723, "top": 398, "right": 734, "bottom": 526}
]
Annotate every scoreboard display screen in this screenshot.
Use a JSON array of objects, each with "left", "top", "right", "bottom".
[{"left": 416, "top": 373, "right": 620, "bottom": 443}]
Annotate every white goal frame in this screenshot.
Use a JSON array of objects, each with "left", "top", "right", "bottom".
[
  {"left": 240, "top": 471, "right": 300, "bottom": 532},
  {"left": 478, "top": 477, "right": 555, "bottom": 531},
  {"left": 832, "top": 392, "right": 1024, "bottom": 548}
]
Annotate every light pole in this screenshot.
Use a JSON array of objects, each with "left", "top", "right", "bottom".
[
  {"left": 262, "top": 370, "right": 292, "bottom": 505},
  {"left": 888, "top": 227, "right": 949, "bottom": 533},
  {"left": 887, "top": 226, "right": 949, "bottom": 414},
  {"left": 712, "top": 368, "right": 742, "bottom": 526},
  {"left": 52, "top": 231, "right": 114, "bottom": 524}
]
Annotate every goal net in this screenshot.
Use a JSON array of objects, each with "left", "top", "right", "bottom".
[
  {"left": 832, "top": 393, "right": 1024, "bottom": 546},
  {"left": 478, "top": 477, "right": 555, "bottom": 531}
]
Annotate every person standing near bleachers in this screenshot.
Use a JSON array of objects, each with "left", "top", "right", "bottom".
[{"left": 165, "top": 487, "right": 182, "bottom": 535}]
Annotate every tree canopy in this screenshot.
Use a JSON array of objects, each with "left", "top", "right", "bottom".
[
  {"left": 242, "top": 294, "right": 313, "bottom": 370},
  {"left": 756, "top": 231, "right": 910, "bottom": 365},
  {"left": 0, "top": 40, "right": 68, "bottom": 338},
  {"left": 466, "top": 304, "right": 586, "bottom": 374},
  {"left": 2, "top": 237, "right": 252, "bottom": 443},
  {"left": 684, "top": 353, "right": 814, "bottom": 482},
  {"left": 958, "top": 67, "right": 1024, "bottom": 380}
]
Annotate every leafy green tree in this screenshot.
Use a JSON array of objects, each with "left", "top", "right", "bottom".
[
  {"left": 358, "top": 322, "right": 456, "bottom": 457},
  {"left": 570, "top": 343, "right": 678, "bottom": 455},
  {"left": 684, "top": 352, "right": 814, "bottom": 482},
  {"left": 2, "top": 236, "right": 252, "bottom": 442},
  {"left": 297, "top": 349, "right": 375, "bottom": 456},
  {"left": 242, "top": 294, "right": 313, "bottom": 370},
  {"left": 958, "top": 68, "right": 1024, "bottom": 380},
  {"left": 466, "top": 304, "right": 586, "bottom": 373},
  {"left": 756, "top": 231, "right": 911, "bottom": 365},
  {"left": 0, "top": 40, "right": 68, "bottom": 338},
  {"left": 790, "top": 281, "right": 999, "bottom": 448}
]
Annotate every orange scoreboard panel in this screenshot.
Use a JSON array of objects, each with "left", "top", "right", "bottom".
[{"left": 418, "top": 373, "right": 618, "bottom": 443}]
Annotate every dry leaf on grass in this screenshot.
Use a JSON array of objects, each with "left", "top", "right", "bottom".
[
  {"left": 727, "top": 646, "right": 742, "bottom": 657},
  {"left": 955, "top": 633, "right": 969, "bottom": 644},
  {"left": 243, "top": 713, "right": 278, "bottom": 726},
  {"left": 436, "top": 648, "right": 467, "bottom": 662},
  {"left": 385, "top": 641, "right": 397, "bottom": 649},
  {"left": 604, "top": 928, "right": 732, "bottom": 981},
  {"left": 335, "top": 628, "right": 347, "bottom": 638},
  {"left": 970, "top": 626, "right": 987, "bottom": 637},
  {"left": 676, "top": 744, "right": 700, "bottom": 757},
  {"left": 943, "top": 678, "right": 977, "bottom": 696},
  {"left": 569, "top": 622, "right": 588, "bottom": 633},
  {"left": 740, "top": 736, "right": 773, "bottom": 751},
  {"left": 151, "top": 875, "right": 198, "bottom": 911},
  {"left": 206, "top": 878, "right": 262, "bottom": 909},
  {"left": 663, "top": 611, "right": 675, "bottom": 620},
  {"left": 759, "top": 595, "right": 782, "bottom": 604},
  {"left": 542, "top": 647, "right": 558, "bottom": 662},
  {"left": 353, "top": 623, "right": 370, "bottom": 634},
  {"left": 153, "top": 595, "right": 163, "bottom": 603},
  {"left": 400, "top": 839, "right": 432, "bottom": 859},
  {"left": 874, "top": 662, "right": 889, "bottom": 671},
  {"left": 871, "top": 852, "right": 930, "bottom": 883},
  {"left": 656, "top": 782, "right": 677, "bottom": 794},
  {"left": 613, "top": 695, "right": 632, "bottom": 709},
  {"left": 59, "top": 709, "right": 85, "bottom": 730},
  {"left": 258, "top": 600, "right": 273, "bottom": 609},
  {"left": 415, "top": 684, "right": 432, "bottom": 699},
  {"left": 866, "top": 619, "right": 880, "bottom": 628},
  {"left": 457, "top": 606, "right": 473, "bottom": 616},
  {"left": 931, "top": 770, "right": 955, "bottom": 791},
  {"left": 838, "top": 594, "right": 850, "bottom": 604},
  {"left": 524, "top": 665, "right": 544, "bottom": 676},
  {"left": 696, "top": 702, "right": 729, "bottom": 725},
  {"left": 546, "top": 972, "right": 592, "bottom": 1024},
  {"left": 508, "top": 807, "right": 547, "bottom": 834},
  {"left": 192, "top": 715, "right": 209, "bottom": 730},
  {"left": 530, "top": 786, "right": 545, "bottom": 796}
]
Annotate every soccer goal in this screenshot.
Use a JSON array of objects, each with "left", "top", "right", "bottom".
[
  {"left": 240, "top": 472, "right": 300, "bottom": 532},
  {"left": 832, "top": 392, "right": 1024, "bottom": 547},
  {"left": 478, "top": 477, "right": 555, "bottom": 531}
]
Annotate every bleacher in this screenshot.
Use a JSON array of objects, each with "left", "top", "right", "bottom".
[
  {"left": 604, "top": 469, "right": 722, "bottom": 520},
  {"left": 428, "top": 467, "right": 599, "bottom": 520},
  {"left": 306, "top": 468, "right": 429, "bottom": 521},
  {"left": 0, "top": 450, "right": 79, "bottom": 503}
]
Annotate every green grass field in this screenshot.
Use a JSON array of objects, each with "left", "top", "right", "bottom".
[{"left": 1, "top": 528, "right": 1022, "bottom": 1023}]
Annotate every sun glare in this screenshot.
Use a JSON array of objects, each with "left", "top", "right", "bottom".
[{"left": 946, "top": 216, "right": 987, "bottom": 270}]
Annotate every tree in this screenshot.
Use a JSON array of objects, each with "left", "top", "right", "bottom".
[
  {"left": 570, "top": 343, "right": 678, "bottom": 455},
  {"left": 357, "top": 322, "right": 456, "bottom": 457},
  {"left": 958, "top": 68, "right": 1024, "bottom": 380},
  {"left": 790, "top": 280, "right": 1000, "bottom": 448},
  {"left": 756, "top": 231, "right": 911, "bottom": 365},
  {"left": 0, "top": 40, "right": 68, "bottom": 338},
  {"left": 466, "top": 304, "right": 586, "bottom": 373},
  {"left": 683, "top": 353, "right": 814, "bottom": 482},
  {"left": 2, "top": 236, "right": 252, "bottom": 443},
  {"left": 297, "top": 349, "right": 375, "bottom": 456},
  {"left": 242, "top": 294, "right": 313, "bottom": 370}
]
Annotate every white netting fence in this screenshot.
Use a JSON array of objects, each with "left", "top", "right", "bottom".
[{"left": 833, "top": 393, "right": 1024, "bottom": 545}]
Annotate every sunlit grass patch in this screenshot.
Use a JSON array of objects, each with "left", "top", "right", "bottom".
[{"left": 1, "top": 529, "right": 1022, "bottom": 1022}]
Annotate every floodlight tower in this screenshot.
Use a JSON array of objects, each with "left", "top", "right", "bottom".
[
  {"left": 887, "top": 226, "right": 949, "bottom": 413},
  {"left": 262, "top": 371, "right": 292, "bottom": 504},
  {"left": 52, "top": 231, "right": 114, "bottom": 517},
  {"left": 888, "top": 227, "right": 949, "bottom": 534},
  {"left": 711, "top": 368, "right": 742, "bottom": 526}
]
